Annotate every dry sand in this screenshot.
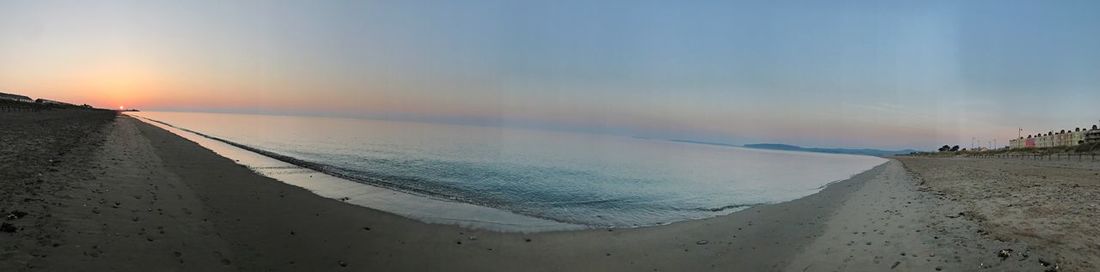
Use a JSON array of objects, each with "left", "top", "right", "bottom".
[
  {"left": 789, "top": 159, "right": 1043, "bottom": 271},
  {"left": 900, "top": 157, "right": 1100, "bottom": 272},
  {"left": 3, "top": 112, "right": 1089, "bottom": 271},
  {"left": 0, "top": 110, "right": 117, "bottom": 267}
]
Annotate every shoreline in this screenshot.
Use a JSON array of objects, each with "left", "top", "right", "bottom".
[
  {"left": 127, "top": 113, "right": 883, "bottom": 232},
  {"left": 132, "top": 114, "right": 585, "bottom": 233},
  {"left": 116, "top": 114, "right": 892, "bottom": 271},
  {"left": 4, "top": 112, "right": 1069, "bottom": 271}
]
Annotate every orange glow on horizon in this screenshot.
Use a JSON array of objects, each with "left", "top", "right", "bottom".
[{"left": 29, "top": 57, "right": 184, "bottom": 110}]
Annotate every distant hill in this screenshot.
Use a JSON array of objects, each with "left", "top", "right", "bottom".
[{"left": 742, "top": 143, "right": 919, "bottom": 157}]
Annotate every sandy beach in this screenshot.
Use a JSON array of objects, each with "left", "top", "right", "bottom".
[
  {"left": 7, "top": 0, "right": 1100, "bottom": 271},
  {"left": 1, "top": 112, "right": 1093, "bottom": 271},
  {"left": 899, "top": 157, "right": 1100, "bottom": 271}
]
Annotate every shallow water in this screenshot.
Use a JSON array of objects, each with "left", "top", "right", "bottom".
[{"left": 131, "top": 111, "right": 886, "bottom": 230}]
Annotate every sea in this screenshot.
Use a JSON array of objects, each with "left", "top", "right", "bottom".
[{"left": 129, "top": 111, "right": 887, "bottom": 232}]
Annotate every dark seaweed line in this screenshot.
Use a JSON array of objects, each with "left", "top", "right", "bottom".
[
  {"left": 693, "top": 203, "right": 762, "bottom": 212},
  {"left": 136, "top": 116, "right": 468, "bottom": 202},
  {"left": 133, "top": 116, "right": 602, "bottom": 227},
  {"left": 134, "top": 116, "right": 759, "bottom": 228}
]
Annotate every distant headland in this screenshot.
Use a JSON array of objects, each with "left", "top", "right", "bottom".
[{"left": 741, "top": 143, "right": 919, "bottom": 157}]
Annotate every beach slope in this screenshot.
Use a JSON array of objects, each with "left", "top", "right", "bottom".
[{"left": 3, "top": 113, "right": 1067, "bottom": 271}]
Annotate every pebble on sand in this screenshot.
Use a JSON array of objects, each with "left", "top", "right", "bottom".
[
  {"left": 997, "top": 248, "right": 1013, "bottom": 260},
  {"left": 6, "top": 210, "right": 28, "bottom": 220}
]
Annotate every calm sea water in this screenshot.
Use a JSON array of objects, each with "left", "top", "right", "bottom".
[{"left": 132, "top": 111, "right": 886, "bottom": 229}]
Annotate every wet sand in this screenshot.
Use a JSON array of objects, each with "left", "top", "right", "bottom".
[{"left": 2, "top": 112, "right": 1077, "bottom": 271}]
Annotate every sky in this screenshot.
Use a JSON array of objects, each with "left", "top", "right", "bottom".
[{"left": 2, "top": 0, "right": 1099, "bottom": 150}]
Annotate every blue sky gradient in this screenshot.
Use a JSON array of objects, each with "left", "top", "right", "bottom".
[{"left": 2, "top": 0, "right": 1099, "bottom": 149}]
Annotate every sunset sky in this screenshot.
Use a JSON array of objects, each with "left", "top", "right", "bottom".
[{"left": 2, "top": 0, "right": 1099, "bottom": 150}]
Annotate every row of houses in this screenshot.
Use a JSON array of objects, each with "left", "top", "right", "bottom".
[
  {"left": 1, "top": 91, "right": 90, "bottom": 109},
  {"left": 1009, "top": 125, "right": 1100, "bottom": 149}
]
